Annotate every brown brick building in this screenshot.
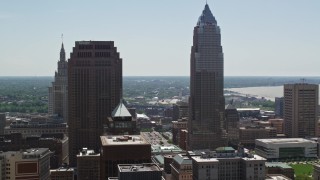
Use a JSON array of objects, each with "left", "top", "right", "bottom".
[
  {"left": 100, "top": 135, "right": 151, "bottom": 179},
  {"left": 68, "top": 41, "right": 122, "bottom": 166}
]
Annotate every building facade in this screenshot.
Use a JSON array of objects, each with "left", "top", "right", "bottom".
[
  {"left": 100, "top": 135, "right": 151, "bottom": 179},
  {"left": 284, "top": 83, "right": 318, "bottom": 138},
  {"left": 68, "top": 41, "right": 122, "bottom": 166},
  {"left": 275, "top": 97, "right": 284, "bottom": 118},
  {"left": 188, "top": 3, "right": 225, "bottom": 150},
  {"left": 255, "top": 138, "right": 317, "bottom": 160},
  {"left": 191, "top": 147, "right": 266, "bottom": 180},
  {"left": 0, "top": 148, "right": 51, "bottom": 180},
  {"left": 77, "top": 148, "right": 100, "bottom": 180},
  {"left": 239, "top": 126, "right": 277, "bottom": 148},
  {"left": 170, "top": 154, "right": 193, "bottom": 180},
  {"left": 49, "top": 43, "right": 68, "bottom": 122},
  {"left": 225, "top": 104, "right": 239, "bottom": 145}
]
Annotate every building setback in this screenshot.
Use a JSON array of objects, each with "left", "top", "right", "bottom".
[
  {"left": 284, "top": 83, "right": 318, "bottom": 138},
  {"left": 68, "top": 41, "right": 122, "bottom": 166},
  {"left": 188, "top": 3, "right": 225, "bottom": 150},
  {"left": 49, "top": 43, "right": 68, "bottom": 122}
]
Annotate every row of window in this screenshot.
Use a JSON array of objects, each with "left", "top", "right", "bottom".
[{"left": 79, "top": 44, "right": 111, "bottom": 50}]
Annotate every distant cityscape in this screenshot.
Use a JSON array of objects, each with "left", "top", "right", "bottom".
[{"left": 1, "top": 3, "right": 320, "bottom": 180}]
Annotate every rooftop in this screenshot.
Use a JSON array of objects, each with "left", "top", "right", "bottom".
[
  {"left": 112, "top": 101, "right": 132, "bottom": 118},
  {"left": 173, "top": 154, "right": 192, "bottom": 165},
  {"left": 256, "top": 138, "right": 316, "bottom": 144},
  {"left": 265, "top": 162, "right": 292, "bottom": 169},
  {"left": 100, "top": 135, "right": 149, "bottom": 146},
  {"left": 77, "top": 148, "right": 99, "bottom": 157},
  {"left": 118, "top": 163, "right": 161, "bottom": 172}
]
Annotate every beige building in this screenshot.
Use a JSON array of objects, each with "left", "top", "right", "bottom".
[
  {"left": 191, "top": 147, "right": 266, "bottom": 180},
  {"left": 170, "top": 154, "right": 193, "bottom": 180},
  {"left": 0, "top": 148, "right": 51, "bottom": 180},
  {"left": 284, "top": 83, "right": 318, "bottom": 138},
  {"left": 48, "top": 42, "right": 68, "bottom": 122},
  {"left": 77, "top": 148, "right": 100, "bottom": 180}
]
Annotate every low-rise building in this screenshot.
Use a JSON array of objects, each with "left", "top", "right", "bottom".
[
  {"left": 268, "top": 119, "right": 284, "bottom": 134},
  {"left": 265, "top": 162, "right": 294, "bottom": 180},
  {"left": 171, "top": 154, "right": 193, "bottom": 180},
  {"left": 255, "top": 138, "right": 317, "bottom": 160},
  {"left": 239, "top": 126, "right": 277, "bottom": 148},
  {"left": 191, "top": 147, "right": 266, "bottom": 180}
]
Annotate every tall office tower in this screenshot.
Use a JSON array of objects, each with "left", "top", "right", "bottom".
[
  {"left": 188, "top": 4, "right": 225, "bottom": 150},
  {"left": 275, "top": 97, "right": 284, "bottom": 118},
  {"left": 284, "top": 83, "right": 319, "bottom": 138},
  {"left": 48, "top": 42, "right": 68, "bottom": 121},
  {"left": 0, "top": 113, "right": 5, "bottom": 135},
  {"left": 68, "top": 41, "right": 122, "bottom": 166}
]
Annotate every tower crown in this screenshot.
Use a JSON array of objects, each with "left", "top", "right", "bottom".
[
  {"left": 197, "top": 4, "right": 217, "bottom": 26},
  {"left": 60, "top": 42, "right": 66, "bottom": 61}
]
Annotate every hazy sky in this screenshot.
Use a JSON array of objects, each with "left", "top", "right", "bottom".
[{"left": 0, "top": 1, "right": 319, "bottom": 76}]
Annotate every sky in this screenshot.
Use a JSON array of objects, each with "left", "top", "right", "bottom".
[{"left": 0, "top": 0, "right": 319, "bottom": 76}]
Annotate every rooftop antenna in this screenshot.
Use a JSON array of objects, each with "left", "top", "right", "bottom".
[{"left": 61, "top": 33, "right": 64, "bottom": 43}]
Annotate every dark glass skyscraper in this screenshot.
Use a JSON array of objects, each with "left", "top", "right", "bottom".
[
  {"left": 188, "top": 4, "right": 225, "bottom": 150},
  {"left": 68, "top": 41, "right": 122, "bottom": 166}
]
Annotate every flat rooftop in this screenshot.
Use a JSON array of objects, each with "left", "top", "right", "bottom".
[
  {"left": 265, "top": 162, "right": 292, "bottom": 169},
  {"left": 100, "top": 135, "right": 149, "bottom": 146},
  {"left": 118, "top": 163, "right": 161, "bottom": 172},
  {"left": 256, "top": 138, "right": 316, "bottom": 144}
]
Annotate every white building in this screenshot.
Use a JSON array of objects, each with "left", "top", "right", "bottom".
[{"left": 255, "top": 138, "right": 317, "bottom": 160}]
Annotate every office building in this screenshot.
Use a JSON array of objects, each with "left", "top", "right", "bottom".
[
  {"left": 275, "top": 97, "right": 284, "bottom": 118},
  {"left": 68, "top": 41, "right": 122, "bottom": 166},
  {"left": 172, "top": 102, "right": 189, "bottom": 121},
  {"left": 191, "top": 147, "right": 266, "bottom": 180},
  {"left": 49, "top": 43, "right": 68, "bottom": 122},
  {"left": 225, "top": 104, "right": 239, "bottom": 144},
  {"left": 188, "top": 3, "right": 225, "bottom": 150},
  {"left": 171, "top": 154, "right": 193, "bottom": 180},
  {"left": 0, "top": 148, "right": 51, "bottom": 180},
  {"left": 77, "top": 148, "right": 100, "bottom": 180},
  {"left": 284, "top": 83, "right": 318, "bottom": 138},
  {"left": 105, "top": 101, "right": 138, "bottom": 135},
  {"left": 268, "top": 119, "right": 284, "bottom": 134},
  {"left": 0, "top": 113, "right": 5, "bottom": 135},
  {"left": 255, "top": 138, "right": 317, "bottom": 160},
  {"left": 172, "top": 119, "right": 187, "bottom": 145},
  {"left": 100, "top": 135, "right": 151, "bottom": 179},
  {"left": 239, "top": 126, "right": 277, "bottom": 148}
]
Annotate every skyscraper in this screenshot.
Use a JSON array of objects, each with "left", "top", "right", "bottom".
[
  {"left": 284, "top": 83, "right": 318, "bottom": 138},
  {"left": 68, "top": 41, "right": 122, "bottom": 166},
  {"left": 188, "top": 4, "right": 225, "bottom": 150},
  {"left": 48, "top": 42, "right": 68, "bottom": 121}
]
